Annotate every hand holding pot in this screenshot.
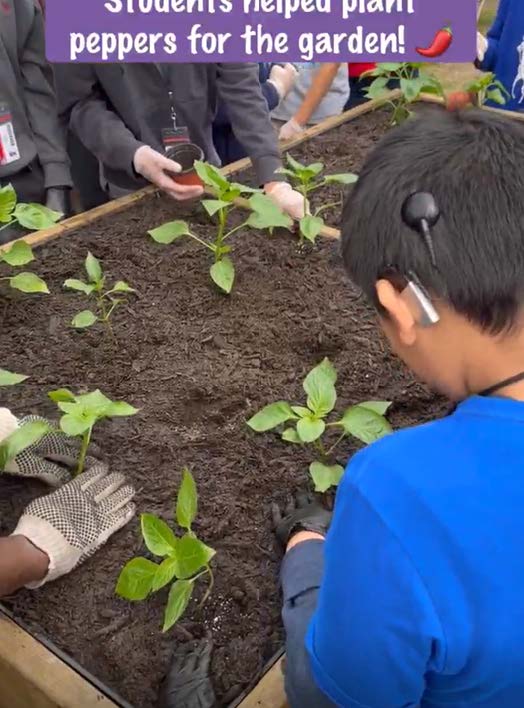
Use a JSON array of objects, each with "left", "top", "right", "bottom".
[
  {"left": 272, "top": 492, "right": 332, "bottom": 548},
  {"left": 12, "top": 461, "right": 135, "bottom": 587},
  {"left": 133, "top": 145, "right": 204, "bottom": 201},
  {"left": 265, "top": 181, "right": 306, "bottom": 219}
]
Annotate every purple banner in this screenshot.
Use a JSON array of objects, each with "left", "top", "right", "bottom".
[{"left": 45, "top": 0, "right": 477, "bottom": 63}]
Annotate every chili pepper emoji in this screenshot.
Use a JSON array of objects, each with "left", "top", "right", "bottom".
[{"left": 416, "top": 25, "right": 453, "bottom": 58}]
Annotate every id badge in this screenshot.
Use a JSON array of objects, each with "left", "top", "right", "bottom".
[
  {"left": 162, "top": 127, "right": 190, "bottom": 153},
  {"left": 0, "top": 104, "right": 20, "bottom": 166}
]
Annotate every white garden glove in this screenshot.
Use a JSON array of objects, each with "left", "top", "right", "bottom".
[
  {"left": 278, "top": 118, "right": 305, "bottom": 142},
  {"left": 268, "top": 64, "right": 298, "bottom": 100},
  {"left": 0, "top": 409, "right": 99, "bottom": 487},
  {"left": 477, "top": 32, "right": 488, "bottom": 62},
  {"left": 133, "top": 145, "right": 204, "bottom": 201},
  {"left": 265, "top": 181, "right": 307, "bottom": 220},
  {"left": 12, "top": 462, "right": 135, "bottom": 588}
]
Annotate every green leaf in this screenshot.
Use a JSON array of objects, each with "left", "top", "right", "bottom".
[
  {"left": 176, "top": 468, "right": 197, "bottom": 530},
  {"left": 141, "top": 513, "right": 178, "bottom": 557},
  {"left": 286, "top": 153, "right": 305, "bottom": 172},
  {"left": 0, "top": 368, "right": 28, "bottom": 386},
  {"left": 14, "top": 203, "right": 62, "bottom": 231},
  {"left": 163, "top": 579, "right": 193, "bottom": 632},
  {"left": 194, "top": 161, "right": 230, "bottom": 192},
  {"left": 309, "top": 462, "right": 345, "bottom": 493},
  {"left": 76, "top": 390, "right": 112, "bottom": 416},
  {"left": 300, "top": 215, "right": 324, "bottom": 243},
  {"left": 247, "top": 401, "right": 297, "bottom": 432},
  {"left": 247, "top": 193, "right": 293, "bottom": 231},
  {"left": 274, "top": 167, "right": 298, "bottom": 179},
  {"left": 303, "top": 358, "right": 337, "bottom": 417},
  {"left": 324, "top": 173, "right": 359, "bottom": 185},
  {"left": 202, "top": 199, "right": 230, "bottom": 217},
  {"left": 365, "top": 77, "right": 391, "bottom": 100},
  {"left": 1, "top": 240, "right": 34, "bottom": 267},
  {"left": 297, "top": 417, "right": 325, "bottom": 443},
  {"left": 104, "top": 401, "right": 139, "bottom": 417},
  {"left": 0, "top": 184, "right": 16, "bottom": 223},
  {"left": 210, "top": 256, "right": 234, "bottom": 294},
  {"left": 379, "top": 62, "right": 403, "bottom": 72},
  {"left": 9, "top": 272, "right": 49, "bottom": 294},
  {"left": 85, "top": 252, "right": 102, "bottom": 283},
  {"left": 340, "top": 405, "right": 392, "bottom": 444},
  {"left": 64, "top": 279, "right": 95, "bottom": 295},
  {"left": 175, "top": 534, "right": 215, "bottom": 579},
  {"left": 48, "top": 388, "right": 75, "bottom": 403},
  {"left": 282, "top": 428, "right": 302, "bottom": 444},
  {"left": 116, "top": 557, "right": 158, "bottom": 601},
  {"left": 291, "top": 405, "right": 311, "bottom": 418},
  {"left": 486, "top": 88, "right": 505, "bottom": 105},
  {"left": 148, "top": 220, "right": 191, "bottom": 245},
  {"left": 0, "top": 420, "right": 50, "bottom": 470},
  {"left": 72, "top": 310, "right": 97, "bottom": 329},
  {"left": 152, "top": 556, "right": 179, "bottom": 592},
  {"left": 59, "top": 413, "right": 93, "bottom": 436},
  {"left": 230, "top": 183, "right": 260, "bottom": 194},
  {"left": 111, "top": 281, "right": 135, "bottom": 293},
  {"left": 358, "top": 401, "right": 392, "bottom": 416}
]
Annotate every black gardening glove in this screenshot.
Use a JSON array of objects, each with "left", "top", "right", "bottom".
[
  {"left": 45, "top": 187, "right": 72, "bottom": 219},
  {"left": 272, "top": 492, "right": 332, "bottom": 548},
  {"left": 158, "top": 639, "right": 217, "bottom": 708}
]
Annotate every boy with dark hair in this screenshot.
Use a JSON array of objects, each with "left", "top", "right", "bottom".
[{"left": 275, "top": 109, "right": 524, "bottom": 707}]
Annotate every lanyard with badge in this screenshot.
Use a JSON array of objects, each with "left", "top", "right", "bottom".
[{"left": 0, "top": 104, "right": 20, "bottom": 167}]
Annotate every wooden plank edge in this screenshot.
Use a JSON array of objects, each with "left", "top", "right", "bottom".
[
  {"left": 418, "top": 92, "right": 524, "bottom": 122},
  {"left": 237, "top": 657, "right": 287, "bottom": 708}
]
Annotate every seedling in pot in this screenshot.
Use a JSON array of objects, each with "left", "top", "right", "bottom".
[
  {"left": 276, "top": 155, "right": 358, "bottom": 245},
  {"left": 48, "top": 388, "right": 138, "bottom": 476},
  {"left": 0, "top": 183, "right": 62, "bottom": 235},
  {"left": 64, "top": 252, "right": 135, "bottom": 333},
  {"left": 148, "top": 162, "right": 292, "bottom": 294},
  {"left": 0, "top": 239, "right": 48, "bottom": 295},
  {"left": 116, "top": 468, "right": 215, "bottom": 632},
  {"left": 247, "top": 358, "right": 392, "bottom": 493}
]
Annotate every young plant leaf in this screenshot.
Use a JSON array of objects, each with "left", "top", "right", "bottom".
[
  {"left": 0, "top": 420, "right": 50, "bottom": 470},
  {"left": 286, "top": 154, "right": 306, "bottom": 171},
  {"left": 303, "top": 358, "right": 337, "bottom": 417},
  {"left": 14, "top": 203, "right": 62, "bottom": 230},
  {"left": 112, "top": 281, "right": 135, "bottom": 293},
  {"left": 64, "top": 279, "right": 95, "bottom": 294},
  {"left": 247, "top": 193, "right": 293, "bottom": 231},
  {"left": 48, "top": 388, "right": 76, "bottom": 403},
  {"left": 202, "top": 199, "right": 230, "bottom": 217},
  {"left": 309, "top": 462, "right": 345, "bottom": 493},
  {"left": 340, "top": 405, "right": 392, "bottom": 444},
  {"left": 85, "top": 252, "right": 102, "bottom": 283},
  {"left": 141, "top": 513, "right": 178, "bottom": 557},
  {"left": 300, "top": 215, "right": 324, "bottom": 243},
  {"left": 247, "top": 401, "right": 297, "bottom": 432},
  {"left": 291, "top": 406, "right": 311, "bottom": 418},
  {"left": 72, "top": 310, "right": 97, "bottom": 329},
  {"left": 175, "top": 534, "right": 216, "bottom": 579},
  {"left": 486, "top": 88, "right": 505, "bottom": 105},
  {"left": 194, "top": 161, "right": 230, "bottom": 192},
  {"left": 163, "top": 579, "right": 193, "bottom": 632},
  {"left": 297, "top": 417, "right": 325, "bottom": 443},
  {"left": 210, "top": 256, "right": 234, "bottom": 294},
  {"left": 1, "top": 240, "right": 34, "bottom": 267},
  {"left": 0, "top": 184, "right": 16, "bottom": 223},
  {"left": 116, "top": 557, "right": 158, "bottom": 601},
  {"left": 104, "top": 401, "right": 139, "bottom": 417},
  {"left": 324, "top": 173, "right": 359, "bottom": 185},
  {"left": 358, "top": 401, "right": 392, "bottom": 416},
  {"left": 59, "top": 413, "right": 93, "bottom": 436},
  {"left": 282, "top": 428, "right": 302, "bottom": 444},
  {"left": 148, "top": 221, "right": 191, "bottom": 244},
  {"left": 9, "top": 272, "right": 49, "bottom": 294},
  {"left": 176, "top": 468, "right": 197, "bottom": 530},
  {"left": 0, "top": 368, "right": 28, "bottom": 386},
  {"left": 152, "top": 557, "right": 179, "bottom": 592}
]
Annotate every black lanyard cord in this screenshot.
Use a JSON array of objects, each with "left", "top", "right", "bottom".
[{"left": 478, "top": 370, "right": 524, "bottom": 398}]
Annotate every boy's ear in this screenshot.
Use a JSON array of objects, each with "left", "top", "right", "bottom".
[{"left": 375, "top": 279, "right": 417, "bottom": 346}]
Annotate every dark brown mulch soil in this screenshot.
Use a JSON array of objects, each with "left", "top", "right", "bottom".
[{"left": 0, "top": 110, "right": 446, "bottom": 708}]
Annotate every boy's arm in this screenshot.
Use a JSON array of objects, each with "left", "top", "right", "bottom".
[
  {"left": 0, "top": 536, "right": 49, "bottom": 597},
  {"left": 477, "top": 0, "right": 509, "bottom": 71}
]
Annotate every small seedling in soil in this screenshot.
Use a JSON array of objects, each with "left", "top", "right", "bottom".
[
  {"left": 364, "top": 63, "right": 444, "bottom": 125},
  {"left": 0, "top": 240, "right": 49, "bottom": 295},
  {"left": 116, "top": 468, "right": 215, "bottom": 632},
  {"left": 0, "top": 368, "right": 28, "bottom": 386},
  {"left": 248, "top": 358, "right": 392, "bottom": 492},
  {"left": 0, "top": 419, "right": 51, "bottom": 472},
  {"left": 0, "top": 183, "right": 62, "bottom": 235},
  {"left": 464, "top": 73, "right": 509, "bottom": 107},
  {"left": 148, "top": 161, "right": 292, "bottom": 294},
  {"left": 277, "top": 155, "right": 357, "bottom": 245},
  {"left": 64, "top": 252, "right": 135, "bottom": 332},
  {"left": 48, "top": 388, "right": 138, "bottom": 476}
]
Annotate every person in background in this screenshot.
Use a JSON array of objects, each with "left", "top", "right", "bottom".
[
  {"left": 213, "top": 63, "right": 297, "bottom": 166},
  {"left": 344, "top": 62, "right": 377, "bottom": 110},
  {"left": 476, "top": 0, "right": 524, "bottom": 111},
  {"left": 272, "top": 63, "right": 349, "bottom": 141},
  {"left": 0, "top": 0, "right": 72, "bottom": 243},
  {"left": 0, "top": 408, "right": 135, "bottom": 597},
  {"left": 276, "top": 109, "right": 524, "bottom": 707}
]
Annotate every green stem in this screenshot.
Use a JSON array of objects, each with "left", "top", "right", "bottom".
[
  {"left": 223, "top": 219, "right": 249, "bottom": 241},
  {"left": 325, "top": 431, "right": 346, "bottom": 457},
  {"left": 315, "top": 200, "right": 342, "bottom": 218},
  {"left": 200, "top": 565, "right": 214, "bottom": 606},
  {"left": 188, "top": 232, "right": 216, "bottom": 253},
  {"left": 76, "top": 427, "right": 92, "bottom": 476},
  {"left": 0, "top": 218, "right": 17, "bottom": 233},
  {"left": 214, "top": 209, "right": 227, "bottom": 262},
  {"left": 313, "top": 438, "right": 327, "bottom": 460}
]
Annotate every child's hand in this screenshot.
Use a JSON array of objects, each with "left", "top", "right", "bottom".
[
  {"left": 477, "top": 32, "right": 488, "bottom": 62},
  {"left": 268, "top": 63, "right": 298, "bottom": 100},
  {"left": 279, "top": 117, "right": 304, "bottom": 141}
]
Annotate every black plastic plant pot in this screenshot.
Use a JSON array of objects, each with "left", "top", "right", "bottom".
[{"left": 165, "top": 143, "right": 205, "bottom": 186}]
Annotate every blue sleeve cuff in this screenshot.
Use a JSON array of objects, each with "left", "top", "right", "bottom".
[
  {"left": 280, "top": 540, "right": 325, "bottom": 602},
  {"left": 479, "top": 39, "right": 498, "bottom": 72},
  {"left": 262, "top": 81, "right": 280, "bottom": 112}
]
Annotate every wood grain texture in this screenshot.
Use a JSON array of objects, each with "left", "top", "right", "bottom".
[{"left": 237, "top": 658, "right": 288, "bottom": 708}]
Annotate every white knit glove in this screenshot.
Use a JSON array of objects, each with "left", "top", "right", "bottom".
[
  {"left": 268, "top": 64, "right": 298, "bottom": 100},
  {"left": 12, "top": 462, "right": 136, "bottom": 588},
  {"left": 477, "top": 32, "right": 488, "bottom": 62},
  {"left": 265, "top": 182, "right": 307, "bottom": 220},
  {"left": 278, "top": 118, "right": 305, "bottom": 142},
  {"left": 133, "top": 145, "right": 204, "bottom": 200}
]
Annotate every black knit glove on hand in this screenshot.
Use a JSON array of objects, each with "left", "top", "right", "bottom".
[{"left": 272, "top": 492, "right": 332, "bottom": 548}]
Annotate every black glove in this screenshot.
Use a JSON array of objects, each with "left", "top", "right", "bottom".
[
  {"left": 158, "top": 640, "right": 217, "bottom": 708},
  {"left": 272, "top": 492, "right": 332, "bottom": 548},
  {"left": 45, "top": 187, "right": 72, "bottom": 219}
]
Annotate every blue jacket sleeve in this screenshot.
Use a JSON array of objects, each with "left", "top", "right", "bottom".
[
  {"left": 306, "top": 463, "right": 445, "bottom": 708},
  {"left": 479, "top": 0, "right": 509, "bottom": 72}
]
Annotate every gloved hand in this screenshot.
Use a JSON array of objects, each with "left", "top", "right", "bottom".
[
  {"left": 278, "top": 117, "right": 305, "bottom": 142},
  {"left": 477, "top": 32, "right": 488, "bottom": 62},
  {"left": 133, "top": 145, "right": 204, "bottom": 201},
  {"left": 0, "top": 409, "right": 100, "bottom": 487},
  {"left": 12, "top": 461, "right": 135, "bottom": 587},
  {"left": 268, "top": 63, "right": 298, "bottom": 100},
  {"left": 45, "top": 187, "right": 72, "bottom": 219},
  {"left": 158, "top": 639, "right": 216, "bottom": 708},
  {"left": 265, "top": 181, "right": 307, "bottom": 219},
  {"left": 272, "top": 492, "right": 332, "bottom": 548}
]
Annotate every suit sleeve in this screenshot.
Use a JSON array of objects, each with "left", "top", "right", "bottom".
[{"left": 478, "top": 0, "right": 509, "bottom": 72}]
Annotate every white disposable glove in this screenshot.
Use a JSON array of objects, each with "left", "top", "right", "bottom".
[
  {"left": 133, "top": 145, "right": 204, "bottom": 201},
  {"left": 0, "top": 409, "right": 99, "bottom": 487},
  {"left": 477, "top": 32, "right": 488, "bottom": 62},
  {"left": 278, "top": 118, "right": 305, "bottom": 142},
  {"left": 265, "top": 182, "right": 307, "bottom": 220},
  {"left": 12, "top": 462, "right": 135, "bottom": 587},
  {"left": 268, "top": 64, "right": 298, "bottom": 100}
]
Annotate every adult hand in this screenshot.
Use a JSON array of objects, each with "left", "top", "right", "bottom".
[
  {"left": 159, "top": 639, "right": 216, "bottom": 708},
  {"left": 272, "top": 492, "right": 332, "bottom": 548},
  {"left": 278, "top": 117, "right": 304, "bottom": 142},
  {"left": 0, "top": 410, "right": 100, "bottom": 487},
  {"left": 268, "top": 63, "right": 298, "bottom": 100},
  {"left": 265, "top": 181, "right": 306, "bottom": 219},
  {"left": 133, "top": 145, "right": 204, "bottom": 201},
  {"left": 12, "top": 462, "right": 135, "bottom": 587},
  {"left": 45, "top": 187, "right": 72, "bottom": 219},
  {"left": 477, "top": 32, "right": 488, "bottom": 62}
]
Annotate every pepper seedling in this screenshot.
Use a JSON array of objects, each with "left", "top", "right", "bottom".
[
  {"left": 364, "top": 62, "right": 445, "bottom": 125},
  {"left": 0, "top": 419, "right": 51, "bottom": 472},
  {"left": 0, "top": 183, "right": 62, "bottom": 235},
  {"left": 48, "top": 388, "right": 138, "bottom": 475},
  {"left": 116, "top": 468, "right": 215, "bottom": 632},
  {"left": 465, "top": 73, "right": 509, "bottom": 107},
  {"left": 148, "top": 162, "right": 292, "bottom": 294},
  {"left": 276, "top": 155, "right": 358, "bottom": 244},
  {"left": 64, "top": 252, "right": 135, "bottom": 332},
  {"left": 247, "top": 358, "right": 392, "bottom": 492},
  {"left": 0, "top": 239, "right": 49, "bottom": 295}
]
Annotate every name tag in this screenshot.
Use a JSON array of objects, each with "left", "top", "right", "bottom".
[{"left": 0, "top": 105, "right": 20, "bottom": 166}]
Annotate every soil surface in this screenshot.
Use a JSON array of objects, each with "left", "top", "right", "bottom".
[{"left": 0, "top": 113, "right": 447, "bottom": 708}]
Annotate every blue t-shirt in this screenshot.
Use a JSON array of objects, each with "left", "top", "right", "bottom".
[{"left": 307, "top": 396, "right": 524, "bottom": 707}]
